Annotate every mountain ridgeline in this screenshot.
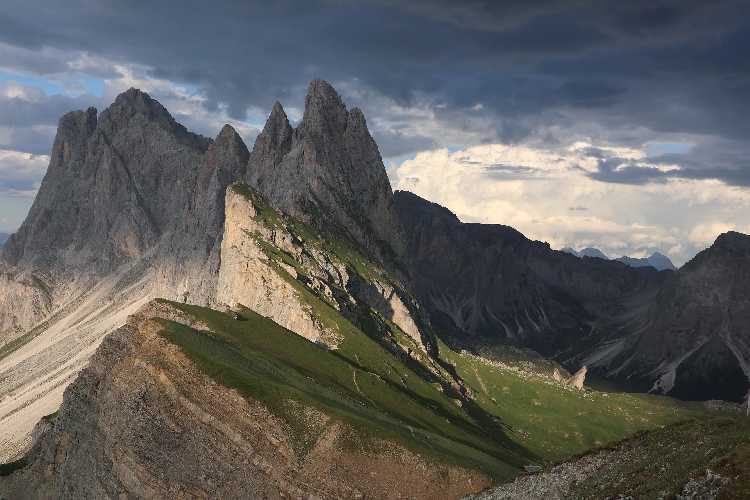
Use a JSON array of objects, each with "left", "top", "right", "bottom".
[
  {"left": 0, "top": 80, "right": 748, "bottom": 497},
  {"left": 562, "top": 247, "right": 677, "bottom": 271},
  {"left": 1, "top": 80, "right": 748, "bottom": 403}
]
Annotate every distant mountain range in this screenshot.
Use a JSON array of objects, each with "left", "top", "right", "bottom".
[
  {"left": 561, "top": 247, "right": 677, "bottom": 271},
  {"left": 0, "top": 233, "right": 8, "bottom": 246}
]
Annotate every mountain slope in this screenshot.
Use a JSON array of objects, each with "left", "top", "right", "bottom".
[
  {"left": 0, "top": 179, "right": 698, "bottom": 498},
  {"left": 392, "top": 191, "right": 665, "bottom": 357},
  {"left": 616, "top": 252, "right": 677, "bottom": 271},
  {"left": 0, "top": 301, "right": 491, "bottom": 499},
  {"left": 472, "top": 416, "right": 750, "bottom": 499},
  {"left": 392, "top": 191, "right": 749, "bottom": 401},
  {"left": 581, "top": 232, "right": 750, "bottom": 401},
  {"left": 0, "top": 296, "right": 696, "bottom": 499},
  {"left": 0, "top": 91, "right": 248, "bottom": 459}
]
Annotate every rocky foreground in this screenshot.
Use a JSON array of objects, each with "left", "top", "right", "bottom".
[{"left": 469, "top": 415, "right": 750, "bottom": 500}]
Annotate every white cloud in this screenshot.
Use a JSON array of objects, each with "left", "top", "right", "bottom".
[
  {"left": 688, "top": 222, "right": 750, "bottom": 248},
  {"left": 0, "top": 148, "right": 49, "bottom": 198},
  {"left": 391, "top": 143, "right": 750, "bottom": 265}
]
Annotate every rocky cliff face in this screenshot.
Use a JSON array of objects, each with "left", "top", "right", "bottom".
[
  {"left": 583, "top": 232, "right": 750, "bottom": 401},
  {"left": 247, "top": 80, "right": 403, "bottom": 263},
  {"left": 217, "top": 184, "right": 426, "bottom": 351},
  {"left": 392, "top": 191, "right": 749, "bottom": 401},
  {"left": 392, "top": 191, "right": 664, "bottom": 356},
  {"left": 0, "top": 90, "right": 246, "bottom": 459}
]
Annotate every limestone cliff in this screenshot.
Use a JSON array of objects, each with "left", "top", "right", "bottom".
[{"left": 217, "top": 184, "right": 425, "bottom": 351}]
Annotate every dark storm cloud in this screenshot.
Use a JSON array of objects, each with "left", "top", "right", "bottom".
[
  {"left": 0, "top": 0, "right": 747, "bottom": 184},
  {"left": 371, "top": 130, "right": 437, "bottom": 159},
  {"left": 586, "top": 157, "right": 669, "bottom": 185},
  {"left": 0, "top": 90, "right": 106, "bottom": 154},
  {"left": 582, "top": 144, "right": 750, "bottom": 187}
]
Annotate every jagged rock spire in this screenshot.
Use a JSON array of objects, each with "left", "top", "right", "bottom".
[
  {"left": 211, "top": 125, "right": 250, "bottom": 165},
  {"left": 249, "top": 101, "right": 292, "bottom": 174},
  {"left": 298, "top": 80, "right": 349, "bottom": 147},
  {"left": 245, "top": 79, "right": 402, "bottom": 263},
  {"left": 265, "top": 101, "right": 293, "bottom": 144},
  {"left": 50, "top": 107, "right": 98, "bottom": 167},
  {"left": 100, "top": 88, "right": 211, "bottom": 152}
]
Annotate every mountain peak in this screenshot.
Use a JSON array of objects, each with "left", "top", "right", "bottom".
[
  {"left": 579, "top": 247, "right": 609, "bottom": 260},
  {"left": 216, "top": 123, "right": 242, "bottom": 142},
  {"left": 712, "top": 231, "right": 750, "bottom": 255},
  {"left": 109, "top": 87, "right": 177, "bottom": 126},
  {"left": 49, "top": 107, "right": 98, "bottom": 167},
  {"left": 263, "top": 101, "right": 292, "bottom": 139},
  {"left": 248, "top": 101, "right": 293, "bottom": 176},
  {"left": 270, "top": 100, "right": 286, "bottom": 117},
  {"left": 113, "top": 88, "right": 167, "bottom": 116},
  {"left": 245, "top": 79, "right": 399, "bottom": 261},
  {"left": 210, "top": 124, "right": 249, "bottom": 163},
  {"left": 306, "top": 79, "right": 341, "bottom": 101},
  {"left": 300, "top": 79, "right": 348, "bottom": 141},
  {"left": 101, "top": 88, "right": 210, "bottom": 152}
]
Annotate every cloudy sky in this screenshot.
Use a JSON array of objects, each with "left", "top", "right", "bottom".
[{"left": 1, "top": 1, "right": 749, "bottom": 264}]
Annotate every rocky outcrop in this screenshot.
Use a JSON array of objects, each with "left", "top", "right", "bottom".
[
  {"left": 246, "top": 80, "right": 403, "bottom": 264},
  {"left": 0, "top": 267, "right": 52, "bottom": 341},
  {"left": 216, "top": 186, "right": 337, "bottom": 346},
  {"left": 217, "top": 184, "right": 426, "bottom": 351},
  {"left": 0, "top": 90, "right": 245, "bottom": 458},
  {"left": 568, "top": 366, "right": 587, "bottom": 390},
  {"left": 0, "top": 301, "right": 487, "bottom": 499}
]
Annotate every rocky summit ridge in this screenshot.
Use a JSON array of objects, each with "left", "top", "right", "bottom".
[
  {"left": 248, "top": 79, "right": 402, "bottom": 262},
  {"left": 0, "top": 79, "right": 748, "bottom": 498},
  {"left": 0, "top": 80, "right": 424, "bottom": 466}
]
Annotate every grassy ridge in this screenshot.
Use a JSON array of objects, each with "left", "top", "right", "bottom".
[
  {"left": 156, "top": 301, "right": 529, "bottom": 479},
  {"left": 155, "top": 300, "right": 701, "bottom": 482}
]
